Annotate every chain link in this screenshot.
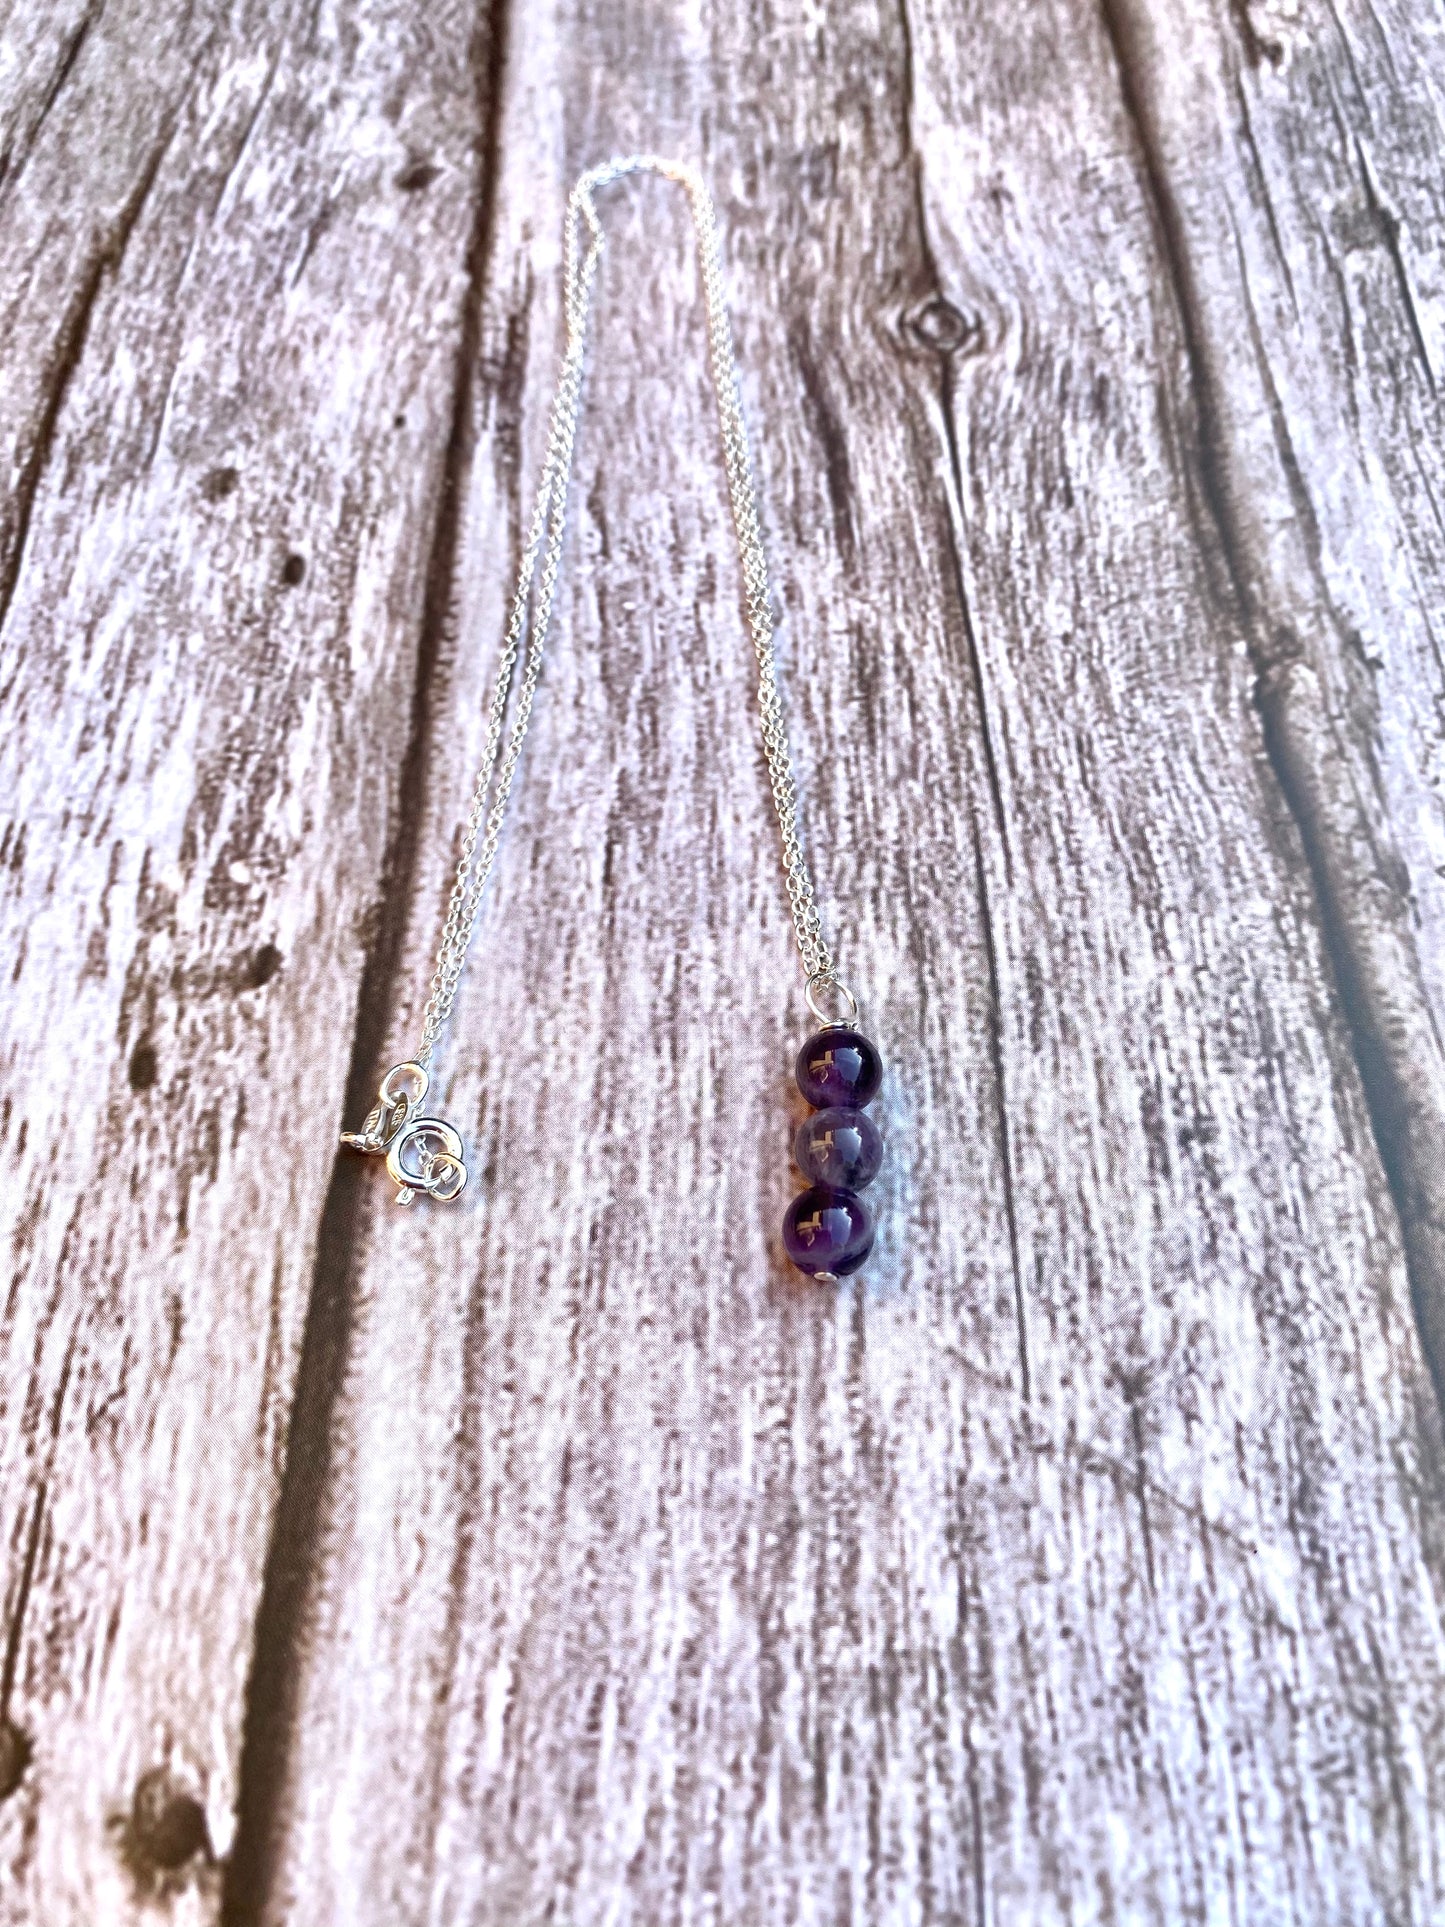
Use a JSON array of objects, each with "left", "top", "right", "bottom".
[{"left": 416, "top": 156, "right": 842, "bottom": 1067}]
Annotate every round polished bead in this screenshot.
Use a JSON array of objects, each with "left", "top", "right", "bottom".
[
  {"left": 782, "top": 1185, "right": 875, "bottom": 1279},
  {"left": 795, "top": 1026, "right": 882, "bottom": 1110},
  {"left": 794, "top": 1107, "right": 883, "bottom": 1191}
]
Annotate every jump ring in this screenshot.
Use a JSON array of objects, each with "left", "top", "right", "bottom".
[
  {"left": 379, "top": 1061, "right": 429, "bottom": 1108},
  {"left": 805, "top": 972, "right": 859, "bottom": 1027}
]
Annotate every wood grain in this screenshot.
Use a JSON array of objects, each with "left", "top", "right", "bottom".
[
  {"left": 0, "top": 0, "right": 487, "bottom": 1916},
  {"left": 224, "top": 0, "right": 1445, "bottom": 1921},
  {"left": 1102, "top": 0, "right": 1445, "bottom": 1455},
  {"left": 0, "top": 0, "right": 1443, "bottom": 1921}
]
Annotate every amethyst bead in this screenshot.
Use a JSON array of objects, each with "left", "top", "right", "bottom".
[
  {"left": 794, "top": 1107, "right": 883, "bottom": 1191},
  {"left": 782, "top": 1185, "right": 875, "bottom": 1279},
  {"left": 795, "top": 1027, "right": 882, "bottom": 1110}
]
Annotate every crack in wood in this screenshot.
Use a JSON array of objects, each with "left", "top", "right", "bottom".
[
  {"left": 1353, "top": 132, "right": 1437, "bottom": 396},
  {"left": 0, "top": 1315, "right": 80, "bottom": 1807},
  {"left": 0, "top": 125, "right": 170, "bottom": 638},
  {"left": 901, "top": 45, "right": 1032, "bottom": 1410},
  {"left": 899, "top": 0, "right": 1031, "bottom": 1408},
  {"left": 219, "top": 3, "right": 512, "bottom": 1918},
  {"left": 0, "top": 1483, "right": 47, "bottom": 1742},
  {"left": 789, "top": 317, "right": 858, "bottom": 572},
  {"left": 0, "top": 0, "right": 107, "bottom": 198}
]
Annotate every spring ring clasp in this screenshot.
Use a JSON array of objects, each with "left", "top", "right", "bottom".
[{"left": 339, "top": 1061, "right": 469, "bottom": 1206}]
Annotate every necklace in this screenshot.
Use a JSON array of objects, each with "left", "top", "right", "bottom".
[{"left": 340, "top": 156, "right": 885, "bottom": 1282}]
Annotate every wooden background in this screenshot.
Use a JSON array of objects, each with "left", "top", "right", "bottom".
[{"left": 3, "top": 0, "right": 1445, "bottom": 1919}]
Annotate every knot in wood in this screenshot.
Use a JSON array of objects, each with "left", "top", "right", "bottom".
[
  {"left": 127, "top": 1768, "right": 209, "bottom": 1872},
  {"left": 395, "top": 158, "right": 442, "bottom": 193},
  {"left": 201, "top": 466, "right": 238, "bottom": 502},
  {"left": 903, "top": 295, "right": 981, "bottom": 356},
  {"left": 244, "top": 942, "right": 283, "bottom": 990}
]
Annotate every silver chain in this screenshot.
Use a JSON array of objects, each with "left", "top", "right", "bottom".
[{"left": 415, "top": 155, "right": 851, "bottom": 1070}]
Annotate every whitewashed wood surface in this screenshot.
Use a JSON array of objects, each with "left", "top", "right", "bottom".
[{"left": 2, "top": 0, "right": 1445, "bottom": 1922}]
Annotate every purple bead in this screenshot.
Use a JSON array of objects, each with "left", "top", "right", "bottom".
[
  {"left": 794, "top": 1107, "right": 883, "bottom": 1190},
  {"left": 782, "top": 1185, "right": 875, "bottom": 1279},
  {"left": 795, "top": 1027, "right": 882, "bottom": 1110}
]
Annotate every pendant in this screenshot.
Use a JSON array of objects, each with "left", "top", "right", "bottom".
[
  {"left": 782, "top": 1019, "right": 883, "bottom": 1282},
  {"left": 339, "top": 1061, "right": 468, "bottom": 1205}
]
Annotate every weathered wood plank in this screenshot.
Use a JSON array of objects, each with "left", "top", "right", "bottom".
[
  {"left": 220, "top": 0, "right": 1445, "bottom": 1921},
  {"left": 908, "top": 0, "right": 1445, "bottom": 1907},
  {"left": 0, "top": 0, "right": 487, "bottom": 1916},
  {"left": 1101, "top": 0, "right": 1445, "bottom": 1452}
]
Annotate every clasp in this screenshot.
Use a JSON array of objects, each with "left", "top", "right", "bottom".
[
  {"left": 339, "top": 1061, "right": 469, "bottom": 1205},
  {"left": 385, "top": 1117, "right": 466, "bottom": 1206}
]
